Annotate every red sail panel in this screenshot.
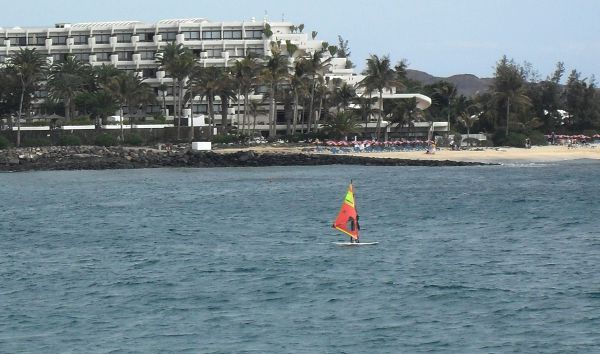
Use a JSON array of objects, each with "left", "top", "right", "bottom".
[{"left": 333, "top": 184, "right": 359, "bottom": 239}]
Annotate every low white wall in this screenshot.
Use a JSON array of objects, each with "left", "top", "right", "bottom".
[{"left": 192, "top": 142, "right": 211, "bottom": 151}]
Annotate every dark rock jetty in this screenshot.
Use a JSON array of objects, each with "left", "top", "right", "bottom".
[{"left": 0, "top": 146, "right": 491, "bottom": 172}]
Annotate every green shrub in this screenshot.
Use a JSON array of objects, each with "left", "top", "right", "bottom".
[
  {"left": 124, "top": 133, "right": 144, "bottom": 146},
  {"left": 528, "top": 130, "right": 548, "bottom": 146},
  {"left": 212, "top": 134, "right": 239, "bottom": 144},
  {"left": 152, "top": 113, "right": 166, "bottom": 123},
  {"left": 58, "top": 135, "right": 82, "bottom": 146},
  {"left": 95, "top": 133, "right": 117, "bottom": 147},
  {"left": 23, "top": 138, "right": 51, "bottom": 147},
  {"left": 0, "top": 135, "right": 10, "bottom": 149},
  {"left": 501, "top": 132, "right": 528, "bottom": 147},
  {"left": 70, "top": 116, "right": 92, "bottom": 125}
]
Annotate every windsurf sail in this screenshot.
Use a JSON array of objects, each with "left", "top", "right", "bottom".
[{"left": 333, "top": 182, "right": 360, "bottom": 240}]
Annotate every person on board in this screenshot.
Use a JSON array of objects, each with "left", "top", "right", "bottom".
[{"left": 346, "top": 216, "right": 361, "bottom": 243}]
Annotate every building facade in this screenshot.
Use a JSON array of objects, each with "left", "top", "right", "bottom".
[{"left": 1, "top": 17, "right": 434, "bottom": 136}]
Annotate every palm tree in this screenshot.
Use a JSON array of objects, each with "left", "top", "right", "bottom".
[
  {"left": 333, "top": 82, "right": 356, "bottom": 113},
  {"left": 493, "top": 56, "right": 531, "bottom": 136},
  {"left": 190, "top": 66, "right": 223, "bottom": 138},
  {"left": 305, "top": 50, "right": 331, "bottom": 133},
  {"left": 261, "top": 49, "right": 290, "bottom": 137},
  {"left": 231, "top": 54, "right": 260, "bottom": 135},
  {"left": 47, "top": 55, "right": 89, "bottom": 121},
  {"left": 216, "top": 71, "right": 237, "bottom": 133},
  {"left": 104, "top": 72, "right": 153, "bottom": 142},
  {"left": 322, "top": 111, "right": 361, "bottom": 139},
  {"left": 290, "top": 59, "right": 310, "bottom": 134},
  {"left": 247, "top": 99, "right": 265, "bottom": 136},
  {"left": 157, "top": 43, "right": 195, "bottom": 140},
  {"left": 431, "top": 81, "right": 458, "bottom": 129},
  {"left": 358, "top": 54, "right": 397, "bottom": 140},
  {"left": 92, "top": 64, "right": 122, "bottom": 88},
  {"left": 7, "top": 48, "right": 46, "bottom": 147},
  {"left": 354, "top": 95, "right": 377, "bottom": 136},
  {"left": 458, "top": 112, "right": 480, "bottom": 145},
  {"left": 157, "top": 82, "right": 169, "bottom": 117}
]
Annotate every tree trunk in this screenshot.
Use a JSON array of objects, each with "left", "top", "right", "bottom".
[
  {"left": 236, "top": 88, "right": 242, "bottom": 135},
  {"left": 285, "top": 97, "right": 292, "bottom": 136},
  {"left": 177, "top": 81, "right": 184, "bottom": 141},
  {"left": 189, "top": 88, "right": 195, "bottom": 142},
  {"left": 505, "top": 96, "right": 510, "bottom": 136},
  {"left": 315, "top": 95, "right": 323, "bottom": 133},
  {"left": 120, "top": 106, "right": 124, "bottom": 143},
  {"left": 292, "top": 90, "right": 299, "bottom": 134},
  {"left": 269, "top": 84, "right": 276, "bottom": 137},
  {"left": 307, "top": 78, "right": 316, "bottom": 133},
  {"left": 375, "top": 91, "right": 383, "bottom": 140},
  {"left": 221, "top": 96, "right": 229, "bottom": 133},
  {"left": 17, "top": 88, "right": 24, "bottom": 147},
  {"left": 174, "top": 79, "right": 180, "bottom": 140},
  {"left": 208, "top": 96, "right": 214, "bottom": 137},
  {"left": 364, "top": 93, "right": 372, "bottom": 136},
  {"left": 65, "top": 98, "right": 71, "bottom": 121},
  {"left": 243, "top": 95, "right": 248, "bottom": 136}
]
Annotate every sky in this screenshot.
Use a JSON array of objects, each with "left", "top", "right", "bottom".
[{"left": 0, "top": 0, "right": 598, "bottom": 80}]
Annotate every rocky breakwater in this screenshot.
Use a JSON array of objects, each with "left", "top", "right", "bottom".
[{"left": 0, "top": 146, "right": 491, "bottom": 172}]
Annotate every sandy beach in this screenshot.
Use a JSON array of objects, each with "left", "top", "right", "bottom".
[{"left": 220, "top": 145, "right": 600, "bottom": 164}]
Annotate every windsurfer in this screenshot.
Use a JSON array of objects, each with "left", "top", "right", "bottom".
[{"left": 347, "top": 216, "right": 360, "bottom": 243}]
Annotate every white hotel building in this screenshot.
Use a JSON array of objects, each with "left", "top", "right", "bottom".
[{"left": 1, "top": 17, "right": 436, "bottom": 136}]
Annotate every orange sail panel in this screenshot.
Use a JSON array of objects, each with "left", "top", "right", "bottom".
[{"left": 333, "top": 183, "right": 360, "bottom": 239}]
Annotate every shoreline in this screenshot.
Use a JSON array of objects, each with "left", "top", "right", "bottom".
[
  {"left": 2, "top": 144, "right": 597, "bottom": 172},
  {"left": 0, "top": 146, "right": 489, "bottom": 172},
  {"left": 220, "top": 144, "right": 600, "bottom": 164}
]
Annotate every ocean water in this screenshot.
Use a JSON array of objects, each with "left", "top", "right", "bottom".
[{"left": 1, "top": 161, "right": 600, "bottom": 353}]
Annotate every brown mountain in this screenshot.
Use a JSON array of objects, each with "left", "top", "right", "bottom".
[{"left": 406, "top": 69, "right": 494, "bottom": 97}]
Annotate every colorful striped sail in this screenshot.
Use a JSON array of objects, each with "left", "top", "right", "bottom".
[{"left": 333, "top": 183, "right": 360, "bottom": 240}]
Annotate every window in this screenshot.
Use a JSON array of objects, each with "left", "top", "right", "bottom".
[
  {"left": 28, "top": 34, "right": 47, "bottom": 46},
  {"left": 245, "top": 30, "right": 263, "bottom": 39},
  {"left": 137, "top": 32, "right": 154, "bottom": 42},
  {"left": 96, "top": 52, "right": 111, "bottom": 61},
  {"left": 7, "top": 37, "right": 27, "bottom": 46},
  {"left": 115, "top": 33, "right": 132, "bottom": 43},
  {"left": 204, "top": 49, "right": 222, "bottom": 58},
  {"left": 145, "top": 105, "right": 162, "bottom": 114},
  {"left": 50, "top": 36, "right": 67, "bottom": 45},
  {"left": 157, "top": 87, "right": 174, "bottom": 96},
  {"left": 141, "top": 68, "right": 156, "bottom": 78},
  {"left": 223, "top": 30, "right": 242, "bottom": 40},
  {"left": 139, "top": 51, "right": 155, "bottom": 60},
  {"left": 202, "top": 30, "right": 221, "bottom": 40},
  {"left": 182, "top": 31, "right": 200, "bottom": 40},
  {"left": 52, "top": 53, "right": 67, "bottom": 62},
  {"left": 73, "top": 53, "right": 90, "bottom": 61},
  {"left": 160, "top": 32, "right": 177, "bottom": 42},
  {"left": 192, "top": 104, "right": 208, "bottom": 114},
  {"left": 117, "top": 51, "right": 133, "bottom": 61},
  {"left": 95, "top": 34, "right": 110, "bottom": 44},
  {"left": 246, "top": 46, "right": 263, "bottom": 56},
  {"left": 225, "top": 48, "right": 241, "bottom": 57},
  {"left": 72, "top": 35, "right": 88, "bottom": 45}
]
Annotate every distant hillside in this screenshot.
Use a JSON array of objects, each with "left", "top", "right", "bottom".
[{"left": 406, "top": 69, "right": 493, "bottom": 97}]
